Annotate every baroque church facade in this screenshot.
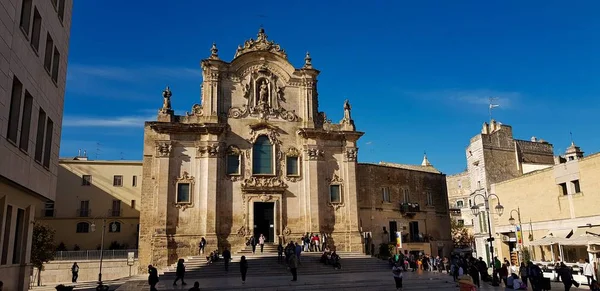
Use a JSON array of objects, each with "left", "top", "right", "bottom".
[{"left": 139, "top": 29, "right": 451, "bottom": 269}]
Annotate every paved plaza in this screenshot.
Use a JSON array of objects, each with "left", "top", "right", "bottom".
[{"left": 31, "top": 270, "right": 592, "bottom": 291}]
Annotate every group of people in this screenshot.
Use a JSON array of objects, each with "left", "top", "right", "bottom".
[
  {"left": 319, "top": 248, "right": 342, "bottom": 269},
  {"left": 389, "top": 253, "right": 448, "bottom": 273},
  {"left": 246, "top": 234, "right": 267, "bottom": 254},
  {"left": 299, "top": 233, "right": 328, "bottom": 252}
]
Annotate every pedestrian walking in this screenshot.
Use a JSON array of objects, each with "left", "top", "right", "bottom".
[
  {"left": 240, "top": 255, "right": 248, "bottom": 284},
  {"left": 289, "top": 252, "right": 299, "bottom": 281},
  {"left": 584, "top": 259, "right": 596, "bottom": 285},
  {"left": 295, "top": 242, "right": 302, "bottom": 264},
  {"left": 259, "top": 234, "right": 265, "bottom": 253},
  {"left": 173, "top": 258, "right": 187, "bottom": 286},
  {"left": 71, "top": 262, "right": 79, "bottom": 283},
  {"left": 277, "top": 242, "right": 284, "bottom": 262},
  {"left": 199, "top": 237, "right": 206, "bottom": 255},
  {"left": 148, "top": 264, "right": 159, "bottom": 291},
  {"left": 223, "top": 247, "right": 232, "bottom": 271},
  {"left": 249, "top": 236, "right": 257, "bottom": 254},
  {"left": 392, "top": 262, "right": 403, "bottom": 291}
]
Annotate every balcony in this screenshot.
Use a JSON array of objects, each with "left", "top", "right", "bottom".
[
  {"left": 41, "top": 209, "right": 55, "bottom": 217},
  {"left": 109, "top": 209, "right": 122, "bottom": 217},
  {"left": 76, "top": 208, "right": 91, "bottom": 217},
  {"left": 450, "top": 208, "right": 462, "bottom": 216},
  {"left": 400, "top": 203, "right": 420, "bottom": 216},
  {"left": 401, "top": 234, "right": 432, "bottom": 243}
]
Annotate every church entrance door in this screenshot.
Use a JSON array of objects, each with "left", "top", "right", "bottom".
[{"left": 253, "top": 202, "right": 275, "bottom": 242}]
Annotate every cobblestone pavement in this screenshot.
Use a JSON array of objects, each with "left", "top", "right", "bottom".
[{"left": 31, "top": 271, "right": 592, "bottom": 291}]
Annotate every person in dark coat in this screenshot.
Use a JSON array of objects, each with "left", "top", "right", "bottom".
[
  {"left": 71, "top": 262, "right": 79, "bottom": 283},
  {"left": 148, "top": 264, "right": 159, "bottom": 291},
  {"left": 558, "top": 262, "right": 574, "bottom": 291},
  {"left": 188, "top": 281, "right": 201, "bottom": 291},
  {"left": 240, "top": 255, "right": 248, "bottom": 284},
  {"left": 223, "top": 247, "right": 232, "bottom": 271},
  {"left": 249, "top": 236, "right": 257, "bottom": 254},
  {"left": 289, "top": 252, "right": 299, "bottom": 281},
  {"left": 173, "top": 258, "right": 187, "bottom": 286}
]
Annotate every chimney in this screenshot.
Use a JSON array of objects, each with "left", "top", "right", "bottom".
[{"left": 78, "top": 149, "right": 81, "bottom": 157}]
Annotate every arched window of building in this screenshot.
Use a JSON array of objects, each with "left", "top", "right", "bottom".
[
  {"left": 76, "top": 222, "right": 90, "bottom": 233},
  {"left": 252, "top": 136, "right": 273, "bottom": 175},
  {"left": 109, "top": 221, "right": 121, "bottom": 233}
]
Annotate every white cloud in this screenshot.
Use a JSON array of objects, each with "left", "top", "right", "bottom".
[
  {"left": 62, "top": 115, "right": 154, "bottom": 127},
  {"left": 405, "top": 89, "right": 519, "bottom": 109},
  {"left": 67, "top": 64, "right": 202, "bottom": 83}
]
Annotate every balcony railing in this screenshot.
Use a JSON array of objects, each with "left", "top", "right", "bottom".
[
  {"left": 109, "top": 209, "right": 122, "bottom": 217},
  {"left": 400, "top": 202, "right": 420, "bottom": 214},
  {"left": 76, "top": 208, "right": 91, "bottom": 217},
  {"left": 401, "top": 235, "right": 431, "bottom": 243},
  {"left": 53, "top": 249, "right": 138, "bottom": 261},
  {"left": 41, "top": 209, "right": 55, "bottom": 217}
]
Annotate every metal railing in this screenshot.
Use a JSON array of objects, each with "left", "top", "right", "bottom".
[
  {"left": 76, "top": 208, "right": 91, "bottom": 217},
  {"left": 108, "top": 208, "right": 122, "bottom": 217},
  {"left": 53, "top": 249, "right": 138, "bottom": 261}
]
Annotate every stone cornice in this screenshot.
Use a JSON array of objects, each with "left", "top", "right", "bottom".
[
  {"left": 147, "top": 122, "right": 226, "bottom": 135},
  {"left": 296, "top": 128, "right": 364, "bottom": 142}
]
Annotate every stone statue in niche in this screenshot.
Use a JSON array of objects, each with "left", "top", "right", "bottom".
[{"left": 258, "top": 80, "right": 269, "bottom": 104}]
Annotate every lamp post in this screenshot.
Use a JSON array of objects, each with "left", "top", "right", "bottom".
[
  {"left": 509, "top": 208, "right": 524, "bottom": 265},
  {"left": 90, "top": 217, "right": 108, "bottom": 291},
  {"left": 470, "top": 188, "right": 504, "bottom": 286}
]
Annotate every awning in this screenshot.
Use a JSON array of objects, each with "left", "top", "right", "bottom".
[
  {"left": 528, "top": 229, "right": 573, "bottom": 246},
  {"left": 560, "top": 226, "right": 600, "bottom": 246},
  {"left": 571, "top": 226, "right": 600, "bottom": 237}
]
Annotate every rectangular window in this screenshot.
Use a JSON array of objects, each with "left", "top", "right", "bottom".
[
  {"left": 76, "top": 222, "right": 89, "bottom": 233},
  {"left": 382, "top": 187, "right": 390, "bottom": 202},
  {"left": 57, "top": 0, "right": 65, "bottom": 22},
  {"left": 389, "top": 221, "right": 398, "bottom": 243},
  {"left": 113, "top": 175, "right": 123, "bottom": 187},
  {"left": 1, "top": 205, "right": 13, "bottom": 265},
  {"left": 559, "top": 183, "right": 568, "bottom": 195},
  {"left": 44, "top": 33, "right": 54, "bottom": 72},
  {"left": 44, "top": 202, "right": 55, "bottom": 217},
  {"left": 226, "top": 154, "right": 240, "bottom": 175},
  {"left": 7, "top": 77, "right": 23, "bottom": 144},
  {"left": 78, "top": 200, "right": 90, "bottom": 217},
  {"left": 177, "top": 183, "right": 190, "bottom": 203},
  {"left": 426, "top": 192, "right": 434, "bottom": 205},
  {"left": 18, "top": 92, "right": 33, "bottom": 152},
  {"left": 19, "top": 0, "right": 33, "bottom": 35},
  {"left": 572, "top": 180, "right": 581, "bottom": 193},
  {"left": 132, "top": 175, "right": 137, "bottom": 187},
  {"left": 456, "top": 200, "right": 464, "bottom": 208},
  {"left": 409, "top": 221, "right": 419, "bottom": 242},
  {"left": 34, "top": 108, "right": 46, "bottom": 162},
  {"left": 403, "top": 189, "right": 409, "bottom": 203},
  {"left": 286, "top": 156, "right": 299, "bottom": 176},
  {"left": 12, "top": 208, "right": 25, "bottom": 264},
  {"left": 42, "top": 118, "right": 53, "bottom": 168},
  {"left": 51, "top": 48, "right": 60, "bottom": 82},
  {"left": 458, "top": 219, "right": 465, "bottom": 227},
  {"left": 81, "top": 175, "right": 91, "bottom": 186},
  {"left": 30, "top": 8, "right": 42, "bottom": 51},
  {"left": 479, "top": 212, "right": 488, "bottom": 233},
  {"left": 111, "top": 200, "right": 121, "bottom": 217},
  {"left": 329, "top": 185, "right": 341, "bottom": 203},
  {"left": 131, "top": 200, "right": 136, "bottom": 209}
]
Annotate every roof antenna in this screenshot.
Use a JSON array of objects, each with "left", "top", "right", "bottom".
[
  {"left": 569, "top": 131, "right": 574, "bottom": 144},
  {"left": 489, "top": 97, "right": 499, "bottom": 122}
]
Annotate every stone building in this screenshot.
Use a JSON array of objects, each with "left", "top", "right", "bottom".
[
  {"left": 357, "top": 158, "right": 452, "bottom": 257},
  {"left": 446, "top": 171, "right": 475, "bottom": 240},
  {"left": 491, "top": 143, "right": 600, "bottom": 274},
  {"left": 36, "top": 155, "right": 142, "bottom": 250},
  {"left": 452, "top": 120, "right": 555, "bottom": 262},
  {"left": 138, "top": 29, "right": 453, "bottom": 269},
  {"left": 0, "top": 0, "right": 72, "bottom": 289}
]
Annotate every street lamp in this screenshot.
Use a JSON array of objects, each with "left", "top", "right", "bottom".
[
  {"left": 509, "top": 208, "right": 524, "bottom": 265},
  {"left": 90, "top": 218, "right": 109, "bottom": 291},
  {"left": 470, "top": 188, "right": 503, "bottom": 286}
]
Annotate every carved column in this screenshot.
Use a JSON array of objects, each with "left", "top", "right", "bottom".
[
  {"left": 153, "top": 141, "right": 173, "bottom": 267},
  {"left": 200, "top": 61, "right": 221, "bottom": 123},
  {"left": 304, "top": 146, "right": 324, "bottom": 231},
  {"left": 342, "top": 146, "right": 362, "bottom": 252},
  {"left": 197, "top": 141, "right": 221, "bottom": 245}
]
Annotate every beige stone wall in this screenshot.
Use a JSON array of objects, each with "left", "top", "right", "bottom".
[
  {"left": 33, "top": 259, "right": 139, "bottom": 285},
  {"left": 357, "top": 164, "right": 452, "bottom": 257},
  {"left": 492, "top": 152, "right": 600, "bottom": 263},
  {"left": 36, "top": 160, "right": 142, "bottom": 250}
]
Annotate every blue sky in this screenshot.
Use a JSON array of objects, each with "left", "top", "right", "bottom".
[{"left": 61, "top": 0, "right": 600, "bottom": 174}]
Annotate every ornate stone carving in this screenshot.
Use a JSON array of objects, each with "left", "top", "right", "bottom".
[
  {"left": 186, "top": 104, "right": 203, "bottom": 117},
  {"left": 247, "top": 126, "right": 281, "bottom": 145},
  {"left": 259, "top": 194, "right": 273, "bottom": 202},
  {"left": 173, "top": 171, "right": 194, "bottom": 210},
  {"left": 173, "top": 171, "right": 194, "bottom": 185},
  {"left": 227, "top": 145, "right": 242, "bottom": 155},
  {"left": 303, "top": 52, "right": 313, "bottom": 69},
  {"left": 286, "top": 147, "right": 300, "bottom": 157},
  {"left": 237, "top": 226, "right": 249, "bottom": 237},
  {"left": 285, "top": 175, "right": 302, "bottom": 183},
  {"left": 328, "top": 202, "right": 345, "bottom": 211},
  {"left": 228, "top": 65, "right": 298, "bottom": 122},
  {"left": 305, "top": 148, "right": 324, "bottom": 160},
  {"left": 174, "top": 204, "right": 191, "bottom": 211},
  {"left": 283, "top": 226, "right": 292, "bottom": 236},
  {"left": 241, "top": 177, "right": 287, "bottom": 189},
  {"left": 327, "top": 173, "right": 343, "bottom": 184},
  {"left": 209, "top": 42, "right": 219, "bottom": 60},
  {"left": 156, "top": 142, "right": 173, "bottom": 158},
  {"left": 340, "top": 99, "right": 356, "bottom": 131},
  {"left": 198, "top": 143, "right": 222, "bottom": 158},
  {"left": 345, "top": 148, "right": 358, "bottom": 162},
  {"left": 234, "top": 28, "right": 287, "bottom": 59}
]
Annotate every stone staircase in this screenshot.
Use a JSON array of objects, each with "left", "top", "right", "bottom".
[{"left": 159, "top": 244, "right": 389, "bottom": 279}]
